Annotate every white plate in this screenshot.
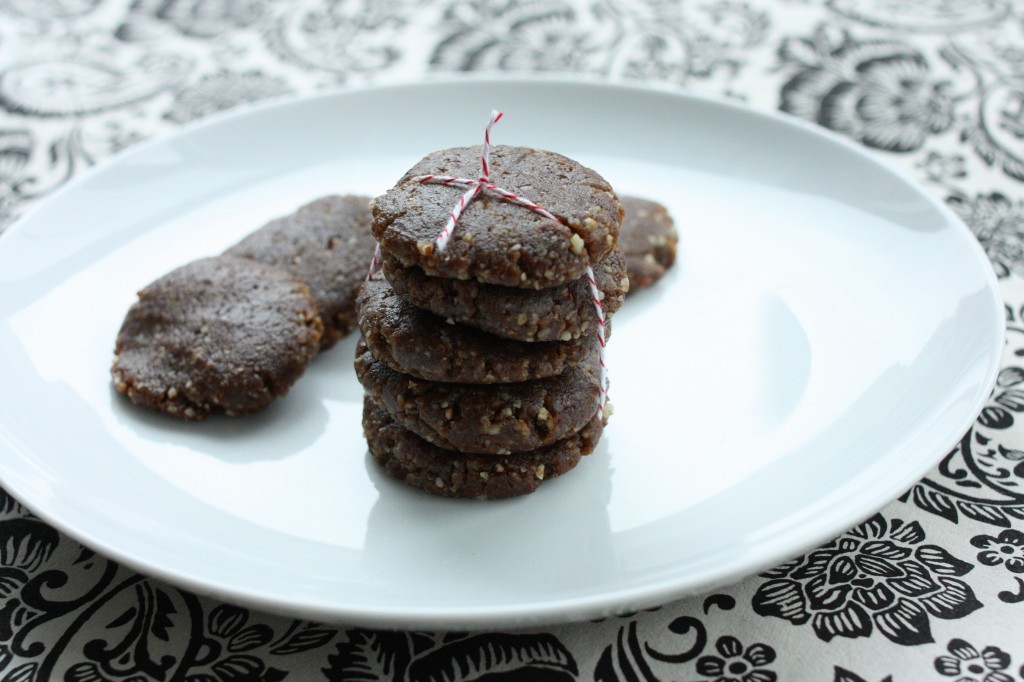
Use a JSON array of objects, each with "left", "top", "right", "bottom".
[{"left": 0, "top": 78, "right": 1004, "bottom": 628}]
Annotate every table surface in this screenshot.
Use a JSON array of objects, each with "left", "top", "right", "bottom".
[{"left": 1, "top": 0, "right": 1022, "bottom": 680}]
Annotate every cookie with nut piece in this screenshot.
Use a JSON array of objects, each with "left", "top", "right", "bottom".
[
  {"left": 111, "top": 255, "right": 323, "bottom": 420},
  {"left": 225, "top": 194, "right": 376, "bottom": 349},
  {"left": 370, "top": 145, "right": 623, "bottom": 289},
  {"left": 357, "top": 274, "right": 609, "bottom": 383},
  {"left": 355, "top": 341, "right": 601, "bottom": 455},
  {"left": 618, "top": 195, "right": 678, "bottom": 293},
  {"left": 380, "top": 247, "right": 627, "bottom": 343},
  {"left": 363, "top": 396, "right": 603, "bottom": 499}
]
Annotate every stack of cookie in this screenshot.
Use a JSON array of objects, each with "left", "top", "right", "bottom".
[{"left": 355, "top": 144, "right": 628, "bottom": 499}]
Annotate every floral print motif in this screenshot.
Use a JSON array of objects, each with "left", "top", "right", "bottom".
[
  {"left": 971, "top": 530, "right": 1024, "bottom": 573},
  {"left": 1, "top": 0, "right": 102, "bottom": 19},
  {"left": 0, "top": 130, "right": 32, "bottom": 230},
  {"left": 826, "top": 0, "right": 1011, "bottom": 32},
  {"left": 984, "top": 366, "right": 1024, "bottom": 429},
  {"left": 947, "top": 192, "right": 1024, "bottom": 279},
  {"left": 0, "top": 52, "right": 191, "bottom": 117},
  {"left": 126, "top": 0, "right": 265, "bottom": 38},
  {"left": 0, "top": 520, "right": 58, "bottom": 572},
  {"left": 752, "top": 515, "right": 981, "bottom": 645},
  {"left": 594, "top": 596, "right": 739, "bottom": 681},
  {"left": 778, "top": 25, "right": 955, "bottom": 152},
  {"left": 430, "top": 0, "right": 769, "bottom": 84},
  {"left": 164, "top": 70, "right": 290, "bottom": 124},
  {"left": 904, "top": 308, "right": 1024, "bottom": 530},
  {"left": 431, "top": 0, "right": 609, "bottom": 72},
  {"left": 934, "top": 639, "right": 1014, "bottom": 682},
  {"left": 325, "top": 630, "right": 578, "bottom": 681},
  {"left": 917, "top": 150, "right": 967, "bottom": 184},
  {"left": 832, "top": 668, "right": 893, "bottom": 682},
  {"left": 963, "top": 84, "right": 1024, "bottom": 183},
  {"left": 906, "top": 418, "right": 1024, "bottom": 528},
  {"left": 696, "top": 636, "right": 777, "bottom": 682},
  {"left": 0, "top": 128, "right": 89, "bottom": 230},
  {"left": 266, "top": 0, "right": 404, "bottom": 77},
  {"left": 616, "top": 1, "right": 769, "bottom": 83},
  {"left": 165, "top": 605, "right": 334, "bottom": 680}
]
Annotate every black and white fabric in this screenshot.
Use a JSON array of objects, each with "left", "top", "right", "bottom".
[{"left": 1, "top": 0, "right": 1023, "bottom": 679}]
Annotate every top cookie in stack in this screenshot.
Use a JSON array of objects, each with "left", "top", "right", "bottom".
[
  {"left": 357, "top": 135, "right": 627, "bottom": 499},
  {"left": 373, "top": 145, "right": 621, "bottom": 286}
]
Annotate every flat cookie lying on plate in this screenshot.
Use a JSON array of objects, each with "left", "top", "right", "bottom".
[
  {"left": 357, "top": 275, "right": 605, "bottom": 384},
  {"left": 111, "top": 255, "right": 323, "bottom": 419},
  {"left": 363, "top": 396, "right": 603, "bottom": 499},
  {"left": 371, "top": 145, "right": 623, "bottom": 289},
  {"left": 618, "top": 195, "right": 678, "bottom": 292},
  {"left": 381, "top": 248, "right": 627, "bottom": 343},
  {"left": 354, "top": 341, "right": 601, "bottom": 454},
  {"left": 225, "top": 194, "right": 377, "bottom": 349}
]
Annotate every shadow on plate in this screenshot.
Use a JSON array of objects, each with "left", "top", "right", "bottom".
[
  {"left": 108, "top": 381, "right": 330, "bottom": 463},
  {"left": 360, "top": 435, "right": 618, "bottom": 590}
]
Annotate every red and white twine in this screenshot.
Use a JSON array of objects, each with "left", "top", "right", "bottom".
[
  {"left": 369, "top": 111, "right": 609, "bottom": 418},
  {"left": 412, "top": 112, "right": 563, "bottom": 252}
]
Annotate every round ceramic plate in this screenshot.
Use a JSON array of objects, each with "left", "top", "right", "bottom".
[{"left": 0, "top": 78, "right": 1004, "bottom": 628}]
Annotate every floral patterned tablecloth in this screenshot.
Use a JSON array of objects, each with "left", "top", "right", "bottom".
[{"left": 1, "top": 1, "right": 1023, "bottom": 680}]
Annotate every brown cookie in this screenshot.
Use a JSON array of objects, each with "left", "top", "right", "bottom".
[
  {"left": 371, "top": 145, "right": 622, "bottom": 289},
  {"left": 619, "top": 196, "right": 678, "bottom": 292},
  {"left": 112, "top": 255, "right": 323, "bottom": 419},
  {"left": 225, "top": 194, "right": 377, "bottom": 349},
  {"left": 381, "top": 248, "right": 628, "bottom": 343},
  {"left": 356, "top": 275, "right": 604, "bottom": 384},
  {"left": 363, "top": 396, "right": 603, "bottom": 499},
  {"left": 354, "top": 340, "right": 601, "bottom": 454}
]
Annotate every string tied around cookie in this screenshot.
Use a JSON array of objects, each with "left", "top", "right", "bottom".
[
  {"left": 367, "top": 111, "right": 609, "bottom": 418},
  {"left": 411, "top": 111, "right": 561, "bottom": 254}
]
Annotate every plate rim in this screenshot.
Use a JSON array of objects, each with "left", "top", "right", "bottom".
[{"left": 0, "top": 74, "right": 1006, "bottom": 628}]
